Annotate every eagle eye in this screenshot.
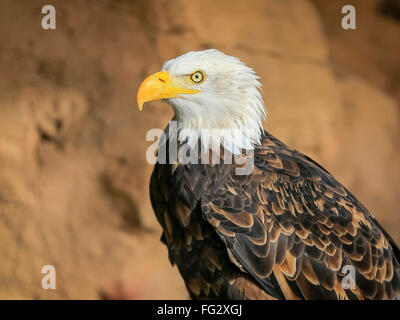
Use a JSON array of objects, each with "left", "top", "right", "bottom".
[{"left": 190, "top": 70, "right": 205, "bottom": 84}]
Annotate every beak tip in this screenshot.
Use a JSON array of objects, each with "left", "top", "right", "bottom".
[
  {"left": 137, "top": 92, "right": 144, "bottom": 111},
  {"left": 137, "top": 70, "right": 172, "bottom": 112}
]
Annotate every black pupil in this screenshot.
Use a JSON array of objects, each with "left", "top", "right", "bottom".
[{"left": 194, "top": 72, "right": 202, "bottom": 82}]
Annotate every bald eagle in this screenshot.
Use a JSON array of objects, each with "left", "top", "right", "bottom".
[{"left": 137, "top": 49, "right": 400, "bottom": 300}]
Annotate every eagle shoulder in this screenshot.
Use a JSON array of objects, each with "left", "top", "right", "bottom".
[{"left": 201, "top": 131, "right": 400, "bottom": 299}]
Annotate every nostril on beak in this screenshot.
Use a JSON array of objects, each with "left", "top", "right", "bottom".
[{"left": 158, "top": 78, "right": 166, "bottom": 83}]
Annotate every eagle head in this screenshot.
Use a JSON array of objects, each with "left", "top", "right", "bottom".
[{"left": 137, "top": 49, "right": 266, "bottom": 152}]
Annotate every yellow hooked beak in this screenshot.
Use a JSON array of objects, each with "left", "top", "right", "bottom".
[{"left": 137, "top": 70, "right": 200, "bottom": 111}]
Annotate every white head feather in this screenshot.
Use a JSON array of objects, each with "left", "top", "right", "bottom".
[{"left": 162, "top": 49, "right": 266, "bottom": 154}]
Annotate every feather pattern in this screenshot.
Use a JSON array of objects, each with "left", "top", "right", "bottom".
[{"left": 150, "top": 131, "right": 400, "bottom": 300}]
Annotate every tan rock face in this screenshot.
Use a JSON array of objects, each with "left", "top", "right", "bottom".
[
  {"left": 0, "top": 0, "right": 398, "bottom": 299},
  {"left": 311, "top": 0, "right": 400, "bottom": 246}
]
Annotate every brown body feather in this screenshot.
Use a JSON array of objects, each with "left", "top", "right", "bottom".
[{"left": 150, "top": 131, "right": 400, "bottom": 300}]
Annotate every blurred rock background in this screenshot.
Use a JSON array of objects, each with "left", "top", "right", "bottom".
[{"left": 0, "top": 0, "right": 398, "bottom": 299}]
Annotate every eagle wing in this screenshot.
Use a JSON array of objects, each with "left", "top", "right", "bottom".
[{"left": 201, "top": 132, "right": 400, "bottom": 299}]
